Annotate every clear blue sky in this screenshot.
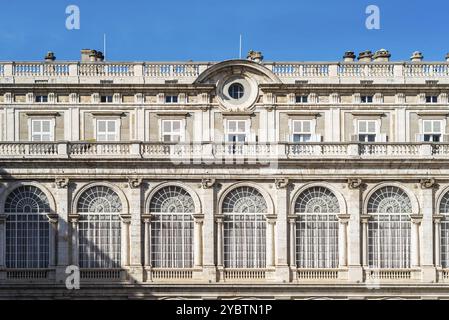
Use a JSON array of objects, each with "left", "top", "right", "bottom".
[{"left": 0, "top": 0, "right": 448, "bottom": 62}]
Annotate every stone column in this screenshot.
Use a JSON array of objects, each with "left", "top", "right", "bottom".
[
  {"left": 419, "top": 179, "right": 437, "bottom": 282},
  {"left": 347, "top": 179, "right": 364, "bottom": 282},
  {"left": 120, "top": 215, "right": 131, "bottom": 267},
  {"left": 216, "top": 215, "right": 224, "bottom": 268},
  {"left": 193, "top": 215, "right": 204, "bottom": 268},
  {"left": 0, "top": 215, "right": 6, "bottom": 268},
  {"left": 434, "top": 215, "right": 443, "bottom": 268},
  {"left": 410, "top": 215, "right": 422, "bottom": 269},
  {"left": 200, "top": 179, "right": 216, "bottom": 281},
  {"left": 142, "top": 215, "right": 152, "bottom": 268},
  {"left": 337, "top": 214, "right": 350, "bottom": 268},
  {"left": 274, "top": 178, "right": 289, "bottom": 281},
  {"left": 266, "top": 215, "right": 276, "bottom": 269},
  {"left": 288, "top": 216, "right": 296, "bottom": 268},
  {"left": 127, "top": 178, "right": 143, "bottom": 282},
  {"left": 48, "top": 214, "right": 58, "bottom": 268},
  {"left": 70, "top": 215, "right": 80, "bottom": 266},
  {"left": 55, "top": 178, "right": 70, "bottom": 283},
  {"left": 361, "top": 215, "right": 371, "bottom": 268}
]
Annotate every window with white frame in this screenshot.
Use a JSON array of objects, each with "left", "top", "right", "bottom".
[
  {"left": 361, "top": 95, "right": 373, "bottom": 103},
  {"left": 367, "top": 186, "right": 412, "bottom": 269},
  {"left": 77, "top": 186, "right": 122, "bottom": 269},
  {"left": 100, "top": 95, "right": 113, "bottom": 103},
  {"left": 149, "top": 186, "right": 194, "bottom": 268},
  {"left": 35, "top": 95, "right": 48, "bottom": 103},
  {"left": 426, "top": 95, "right": 438, "bottom": 103},
  {"left": 5, "top": 185, "right": 51, "bottom": 269},
  {"left": 165, "top": 95, "right": 178, "bottom": 103},
  {"left": 161, "top": 119, "right": 184, "bottom": 142},
  {"left": 30, "top": 119, "right": 54, "bottom": 141},
  {"left": 96, "top": 119, "right": 120, "bottom": 141},
  {"left": 295, "top": 187, "right": 339, "bottom": 269},
  {"left": 226, "top": 119, "right": 249, "bottom": 143},
  {"left": 439, "top": 192, "right": 449, "bottom": 268},
  {"left": 291, "top": 120, "right": 314, "bottom": 142},
  {"left": 357, "top": 120, "right": 378, "bottom": 142},
  {"left": 295, "top": 95, "right": 308, "bottom": 103},
  {"left": 422, "top": 119, "right": 443, "bottom": 142},
  {"left": 223, "top": 186, "right": 267, "bottom": 269}
]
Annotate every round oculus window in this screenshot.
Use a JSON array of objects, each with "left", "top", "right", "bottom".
[{"left": 228, "top": 83, "right": 245, "bottom": 100}]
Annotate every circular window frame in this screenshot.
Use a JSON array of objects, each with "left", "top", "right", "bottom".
[{"left": 217, "top": 75, "right": 259, "bottom": 112}]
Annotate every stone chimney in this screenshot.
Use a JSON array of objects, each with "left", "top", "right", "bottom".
[
  {"left": 373, "top": 49, "right": 391, "bottom": 62},
  {"left": 410, "top": 51, "right": 423, "bottom": 62},
  {"left": 44, "top": 51, "right": 56, "bottom": 62},
  {"left": 358, "top": 50, "right": 373, "bottom": 62},
  {"left": 247, "top": 50, "right": 264, "bottom": 63},
  {"left": 343, "top": 51, "right": 356, "bottom": 62}
]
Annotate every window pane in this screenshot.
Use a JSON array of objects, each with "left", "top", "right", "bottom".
[
  {"left": 302, "top": 121, "right": 311, "bottom": 132},
  {"left": 107, "top": 120, "right": 115, "bottom": 132},
  {"left": 434, "top": 121, "right": 441, "bottom": 132},
  {"left": 98, "top": 121, "right": 106, "bottom": 132},
  {"left": 367, "top": 121, "right": 376, "bottom": 133},
  {"left": 237, "top": 121, "right": 246, "bottom": 132},
  {"left": 42, "top": 120, "right": 50, "bottom": 132},
  {"left": 32, "top": 121, "right": 41, "bottom": 132},
  {"left": 172, "top": 121, "right": 181, "bottom": 131},
  {"left": 359, "top": 121, "right": 366, "bottom": 132},
  {"left": 163, "top": 121, "right": 171, "bottom": 132},
  {"left": 228, "top": 121, "right": 236, "bottom": 132},
  {"left": 293, "top": 121, "right": 301, "bottom": 132}
]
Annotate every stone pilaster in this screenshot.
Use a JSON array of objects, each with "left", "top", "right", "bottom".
[
  {"left": 127, "top": 178, "right": 144, "bottom": 282},
  {"left": 200, "top": 179, "right": 217, "bottom": 281},
  {"left": 347, "top": 179, "right": 364, "bottom": 282},
  {"left": 420, "top": 179, "right": 437, "bottom": 282},
  {"left": 274, "top": 178, "right": 290, "bottom": 282},
  {"left": 55, "top": 178, "right": 70, "bottom": 284}
]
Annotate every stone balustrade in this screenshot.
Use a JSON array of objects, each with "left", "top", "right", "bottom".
[
  {"left": 0, "top": 142, "right": 447, "bottom": 160},
  {"left": 2, "top": 61, "right": 449, "bottom": 84}
]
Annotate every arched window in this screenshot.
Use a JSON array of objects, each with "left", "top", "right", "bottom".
[
  {"left": 439, "top": 192, "right": 449, "bottom": 267},
  {"left": 77, "top": 186, "right": 122, "bottom": 268},
  {"left": 149, "top": 186, "right": 194, "bottom": 268},
  {"left": 5, "top": 185, "right": 51, "bottom": 268},
  {"left": 222, "top": 186, "right": 267, "bottom": 268},
  {"left": 295, "top": 187, "right": 339, "bottom": 268},
  {"left": 367, "top": 186, "right": 412, "bottom": 269}
]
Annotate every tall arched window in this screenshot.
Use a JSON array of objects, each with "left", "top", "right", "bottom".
[
  {"left": 222, "top": 186, "right": 267, "bottom": 268},
  {"left": 149, "top": 186, "right": 194, "bottom": 268},
  {"left": 77, "top": 186, "right": 122, "bottom": 268},
  {"left": 295, "top": 186, "right": 339, "bottom": 268},
  {"left": 439, "top": 192, "right": 449, "bottom": 267},
  {"left": 5, "top": 185, "right": 51, "bottom": 268},
  {"left": 367, "top": 186, "right": 412, "bottom": 269}
]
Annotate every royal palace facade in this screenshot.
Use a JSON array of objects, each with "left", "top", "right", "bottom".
[{"left": 1, "top": 49, "right": 449, "bottom": 299}]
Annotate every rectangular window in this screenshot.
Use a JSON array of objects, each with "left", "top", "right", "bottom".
[
  {"left": 226, "top": 120, "right": 248, "bottom": 142},
  {"left": 358, "top": 120, "right": 377, "bottom": 142},
  {"left": 426, "top": 96, "right": 438, "bottom": 103},
  {"left": 361, "top": 95, "right": 373, "bottom": 103},
  {"left": 161, "top": 119, "right": 184, "bottom": 142},
  {"left": 96, "top": 119, "right": 119, "bottom": 141},
  {"left": 35, "top": 95, "right": 48, "bottom": 103},
  {"left": 30, "top": 119, "right": 54, "bottom": 141},
  {"left": 295, "top": 95, "right": 308, "bottom": 103},
  {"left": 100, "top": 95, "right": 113, "bottom": 103},
  {"left": 291, "top": 120, "right": 313, "bottom": 142},
  {"left": 165, "top": 95, "right": 178, "bottom": 103},
  {"left": 423, "top": 120, "right": 443, "bottom": 142}
]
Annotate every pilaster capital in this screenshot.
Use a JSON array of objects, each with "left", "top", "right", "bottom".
[
  {"left": 68, "top": 214, "right": 80, "bottom": 224},
  {"left": 275, "top": 178, "right": 290, "bottom": 189},
  {"left": 0, "top": 214, "right": 7, "bottom": 224},
  {"left": 265, "top": 214, "right": 277, "bottom": 224},
  {"left": 410, "top": 214, "right": 423, "bottom": 224},
  {"left": 420, "top": 178, "right": 436, "bottom": 189},
  {"left": 337, "top": 214, "right": 351, "bottom": 223},
  {"left": 120, "top": 214, "right": 132, "bottom": 224},
  {"left": 215, "top": 215, "right": 224, "bottom": 223},
  {"left": 47, "top": 214, "right": 59, "bottom": 224},
  {"left": 200, "top": 178, "right": 216, "bottom": 189},
  {"left": 287, "top": 215, "right": 297, "bottom": 224},
  {"left": 142, "top": 214, "right": 152, "bottom": 224},
  {"left": 360, "top": 214, "right": 371, "bottom": 223},
  {"left": 128, "top": 177, "right": 143, "bottom": 189},
  {"left": 193, "top": 214, "right": 204, "bottom": 224},
  {"left": 434, "top": 214, "right": 444, "bottom": 224},
  {"left": 55, "top": 177, "right": 69, "bottom": 189}
]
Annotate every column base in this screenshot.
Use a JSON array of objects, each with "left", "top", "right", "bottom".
[
  {"left": 274, "top": 265, "right": 290, "bottom": 283},
  {"left": 200, "top": 265, "right": 219, "bottom": 283},
  {"left": 127, "top": 265, "right": 144, "bottom": 283},
  {"left": 421, "top": 266, "right": 437, "bottom": 283},
  {"left": 347, "top": 265, "right": 364, "bottom": 283}
]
